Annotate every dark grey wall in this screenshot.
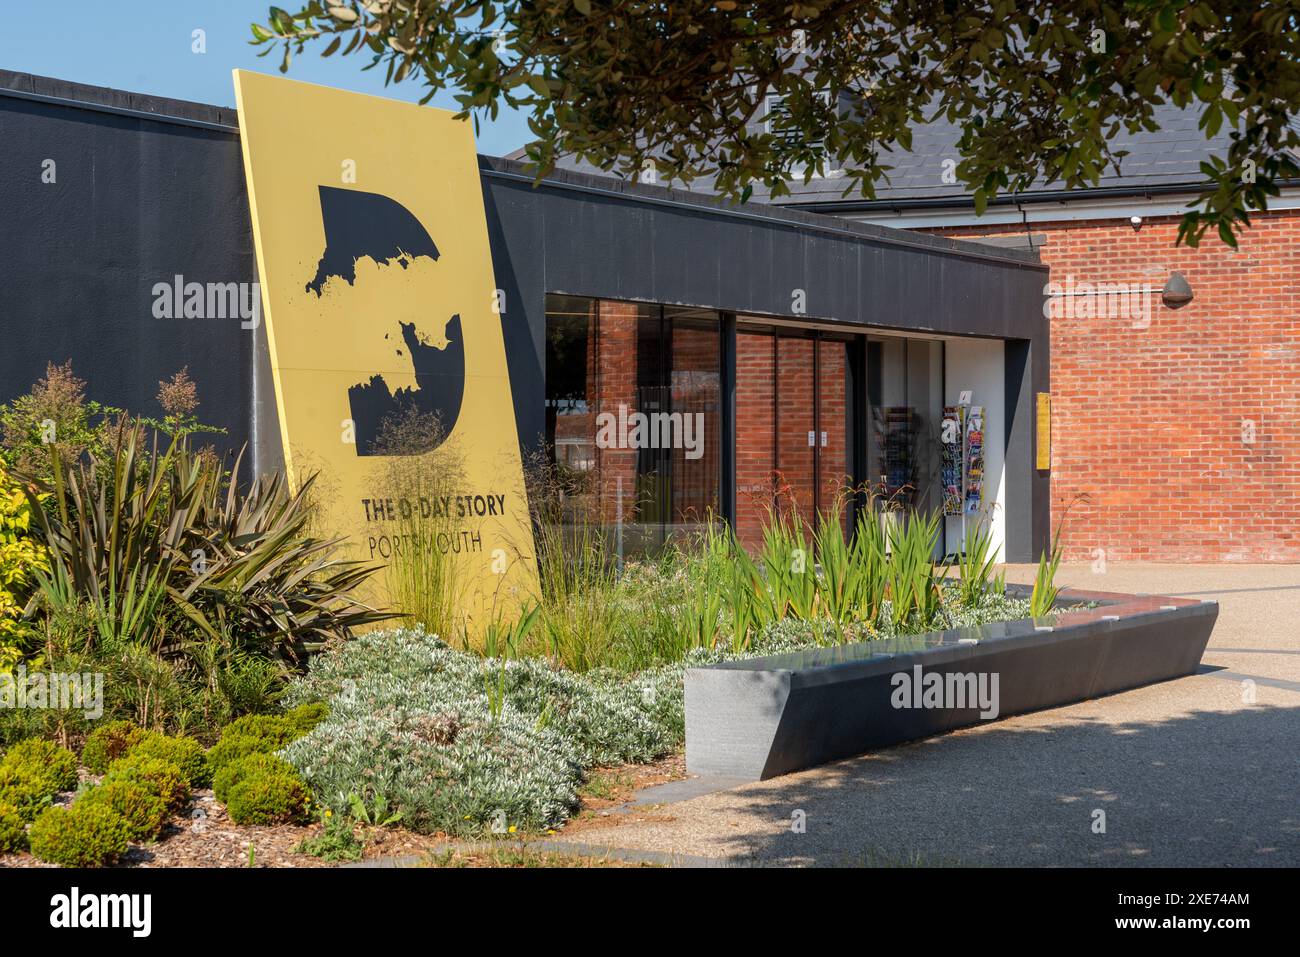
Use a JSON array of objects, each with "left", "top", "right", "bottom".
[
  {"left": 0, "top": 72, "right": 1050, "bottom": 559},
  {"left": 0, "top": 72, "right": 257, "bottom": 469}
]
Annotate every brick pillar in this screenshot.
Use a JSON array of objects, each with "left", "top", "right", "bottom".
[
  {"left": 735, "top": 332, "right": 776, "bottom": 549},
  {"left": 593, "top": 300, "right": 640, "bottom": 525}
]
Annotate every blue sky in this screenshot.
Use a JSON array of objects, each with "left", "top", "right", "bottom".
[{"left": 0, "top": 0, "right": 531, "bottom": 156}]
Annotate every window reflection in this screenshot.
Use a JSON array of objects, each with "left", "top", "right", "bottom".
[{"left": 544, "top": 296, "right": 720, "bottom": 560}]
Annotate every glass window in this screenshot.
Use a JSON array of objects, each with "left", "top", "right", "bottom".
[
  {"left": 817, "top": 337, "right": 852, "bottom": 533},
  {"left": 544, "top": 296, "right": 720, "bottom": 560},
  {"left": 544, "top": 295, "right": 596, "bottom": 476},
  {"left": 734, "top": 324, "right": 854, "bottom": 548}
]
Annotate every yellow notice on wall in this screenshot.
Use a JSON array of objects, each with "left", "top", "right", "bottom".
[
  {"left": 1036, "top": 392, "right": 1052, "bottom": 471},
  {"left": 232, "top": 70, "right": 536, "bottom": 633}
]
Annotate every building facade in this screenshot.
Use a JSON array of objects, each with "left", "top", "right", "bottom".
[
  {"left": 933, "top": 212, "right": 1300, "bottom": 563},
  {"left": 530, "top": 94, "right": 1300, "bottom": 563},
  {"left": 769, "top": 102, "right": 1300, "bottom": 563},
  {"left": 0, "top": 71, "right": 1051, "bottom": 563}
]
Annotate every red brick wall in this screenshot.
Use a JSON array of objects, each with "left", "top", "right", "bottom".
[
  {"left": 592, "top": 300, "right": 640, "bottom": 524},
  {"left": 735, "top": 333, "right": 774, "bottom": 547},
  {"left": 935, "top": 212, "right": 1300, "bottom": 562}
]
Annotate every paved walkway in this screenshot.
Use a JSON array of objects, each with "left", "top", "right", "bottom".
[{"left": 567, "top": 564, "right": 1300, "bottom": 867}]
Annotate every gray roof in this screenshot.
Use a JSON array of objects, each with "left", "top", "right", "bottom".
[
  {"left": 511, "top": 98, "right": 1254, "bottom": 209},
  {"left": 0, "top": 68, "right": 238, "bottom": 129},
  {"left": 0, "top": 70, "right": 1041, "bottom": 271}
]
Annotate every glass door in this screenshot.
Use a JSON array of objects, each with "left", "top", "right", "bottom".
[{"left": 734, "top": 322, "right": 855, "bottom": 546}]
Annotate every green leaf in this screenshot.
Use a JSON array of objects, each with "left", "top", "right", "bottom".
[{"left": 269, "top": 6, "right": 294, "bottom": 34}]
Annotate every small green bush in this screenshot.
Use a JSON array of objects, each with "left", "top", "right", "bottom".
[
  {"left": 0, "top": 738, "right": 78, "bottom": 791},
  {"left": 79, "top": 779, "right": 168, "bottom": 842},
  {"left": 213, "top": 752, "right": 296, "bottom": 805},
  {"left": 104, "top": 755, "right": 189, "bottom": 812},
  {"left": 0, "top": 764, "right": 55, "bottom": 823},
  {"left": 0, "top": 801, "right": 26, "bottom": 853},
  {"left": 28, "top": 803, "right": 131, "bottom": 867},
  {"left": 127, "top": 733, "right": 210, "bottom": 789},
  {"left": 219, "top": 714, "right": 294, "bottom": 748},
  {"left": 224, "top": 770, "right": 312, "bottom": 825},
  {"left": 81, "top": 720, "right": 147, "bottom": 775},
  {"left": 285, "top": 702, "right": 328, "bottom": 736},
  {"left": 206, "top": 733, "right": 272, "bottom": 774}
]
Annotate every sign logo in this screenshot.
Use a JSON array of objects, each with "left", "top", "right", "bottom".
[
  {"left": 305, "top": 185, "right": 464, "bottom": 456},
  {"left": 232, "top": 71, "right": 537, "bottom": 627}
]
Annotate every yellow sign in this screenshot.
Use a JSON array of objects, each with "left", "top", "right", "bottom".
[
  {"left": 1036, "top": 392, "right": 1052, "bottom": 471},
  {"left": 233, "top": 70, "right": 536, "bottom": 631}
]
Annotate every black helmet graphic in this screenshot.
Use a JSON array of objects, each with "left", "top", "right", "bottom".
[{"left": 306, "top": 185, "right": 464, "bottom": 456}]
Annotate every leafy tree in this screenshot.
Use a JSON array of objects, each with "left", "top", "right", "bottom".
[{"left": 253, "top": 1, "right": 1300, "bottom": 247}]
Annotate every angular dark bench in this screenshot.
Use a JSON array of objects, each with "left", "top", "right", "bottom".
[{"left": 684, "top": 586, "right": 1218, "bottom": 780}]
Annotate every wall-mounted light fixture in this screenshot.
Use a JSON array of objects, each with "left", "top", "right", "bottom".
[
  {"left": 1162, "top": 271, "right": 1194, "bottom": 308},
  {"left": 1129, "top": 215, "right": 1143, "bottom": 232}
]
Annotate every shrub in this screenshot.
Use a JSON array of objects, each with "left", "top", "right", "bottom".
[
  {"left": 0, "top": 738, "right": 79, "bottom": 792},
  {"left": 28, "top": 803, "right": 132, "bottom": 867},
  {"left": 0, "top": 361, "right": 121, "bottom": 483},
  {"left": 208, "top": 708, "right": 321, "bottom": 774},
  {"left": 81, "top": 720, "right": 148, "bottom": 775},
  {"left": 224, "top": 770, "right": 312, "bottom": 825},
  {"left": 213, "top": 752, "right": 296, "bottom": 805},
  {"left": 103, "top": 755, "right": 189, "bottom": 813},
  {"left": 127, "top": 733, "right": 210, "bottom": 789},
  {"left": 0, "top": 763, "right": 57, "bottom": 822},
  {"left": 286, "top": 627, "right": 675, "bottom": 767},
  {"left": 0, "top": 801, "right": 26, "bottom": 853},
  {"left": 279, "top": 626, "right": 702, "bottom": 835},
  {"left": 218, "top": 714, "right": 295, "bottom": 749},
  {"left": 79, "top": 779, "right": 168, "bottom": 842},
  {"left": 284, "top": 702, "right": 328, "bottom": 736},
  {"left": 206, "top": 733, "right": 272, "bottom": 774},
  {"left": 0, "top": 463, "right": 47, "bottom": 670},
  {"left": 283, "top": 703, "right": 583, "bottom": 837},
  {"left": 28, "top": 424, "right": 388, "bottom": 659}
]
